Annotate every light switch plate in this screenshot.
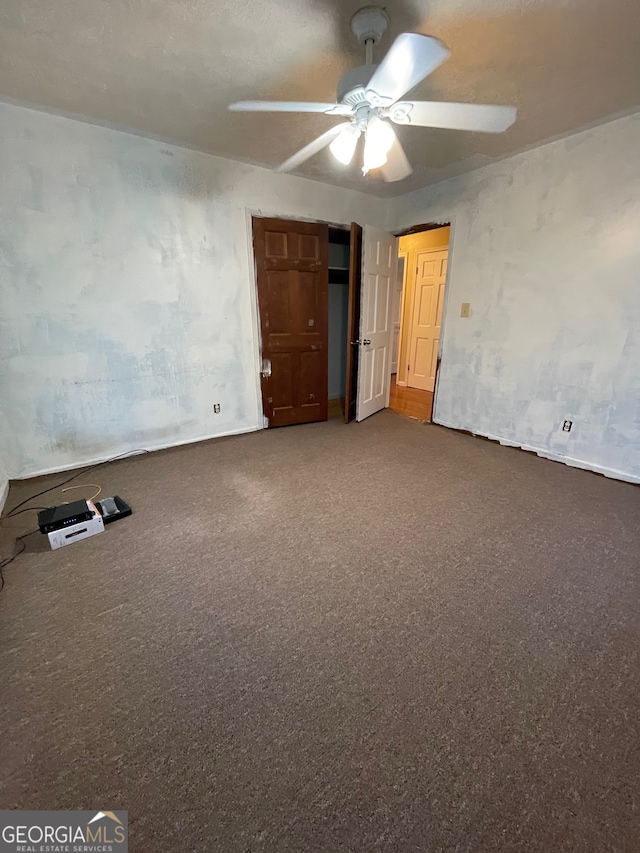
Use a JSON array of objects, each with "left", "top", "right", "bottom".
[{"left": 460, "top": 302, "right": 471, "bottom": 318}]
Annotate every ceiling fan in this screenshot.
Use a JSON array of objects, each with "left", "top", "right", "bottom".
[{"left": 229, "top": 6, "right": 517, "bottom": 183}]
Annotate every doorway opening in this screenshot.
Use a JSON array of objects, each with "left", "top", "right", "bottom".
[{"left": 389, "top": 224, "right": 451, "bottom": 423}]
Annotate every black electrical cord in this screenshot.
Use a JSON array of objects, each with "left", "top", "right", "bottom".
[
  {"left": 0, "top": 529, "right": 39, "bottom": 593},
  {"left": 2, "top": 506, "right": 49, "bottom": 519},
  {"left": 0, "top": 448, "right": 149, "bottom": 593},
  {"left": 5, "top": 449, "right": 149, "bottom": 517}
]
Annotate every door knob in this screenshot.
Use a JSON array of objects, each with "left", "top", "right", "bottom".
[{"left": 351, "top": 339, "right": 372, "bottom": 346}]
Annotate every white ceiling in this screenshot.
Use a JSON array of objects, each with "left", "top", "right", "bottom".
[{"left": 1, "top": 0, "right": 639, "bottom": 197}]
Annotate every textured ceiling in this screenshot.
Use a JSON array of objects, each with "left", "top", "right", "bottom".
[{"left": 1, "top": 0, "right": 640, "bottom": 197}]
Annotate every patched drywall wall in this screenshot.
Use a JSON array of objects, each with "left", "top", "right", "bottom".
[
  {"left": 0, "top": 101, "right": 387, "bottom": 478},
  {"left": 388, "top": 111, "right": 640, "bottom": 482}
]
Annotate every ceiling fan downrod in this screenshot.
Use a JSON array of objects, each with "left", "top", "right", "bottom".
[{"left": 365, "top": 38, "right": 374, "bottom": 65}]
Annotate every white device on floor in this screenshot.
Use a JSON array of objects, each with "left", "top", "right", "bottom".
[{"left": 47, "top": 500, "right": 104, "bottom": 550}]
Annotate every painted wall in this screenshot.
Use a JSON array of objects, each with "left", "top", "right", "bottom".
[
  {"left": 388, "top": 112, "right": 640, "bottom": 483},
  {"left": 0, "top": 101, "right": 387, "bottom": 478}
]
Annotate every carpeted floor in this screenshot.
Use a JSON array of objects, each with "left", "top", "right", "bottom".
[{"left": 1, "top": 411, "right": 639, "bottom": 852}]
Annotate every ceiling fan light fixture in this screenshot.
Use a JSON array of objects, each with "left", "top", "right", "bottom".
[
  {"left": 232, "top": 10, "right": 517, "bottom": 184},
  {"left": 362, "top": 116, "right": 396, "bottom": 173},
  {"left": 329, "top": 124, "right": 360, "bottom": 165}
]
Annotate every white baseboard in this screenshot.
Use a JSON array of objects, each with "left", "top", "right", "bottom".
[
  {"left": 0, "top": 479, "right": 9, "bottom": 514},
  {"left": 12, "top": 424, "right": 263, "bottom": 483},
  {"left": 434, "top": 418, "right": 640, "bottom": 485}
]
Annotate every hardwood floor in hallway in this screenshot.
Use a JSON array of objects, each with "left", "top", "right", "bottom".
[{"left": 389, "top": 374, "right": 434, "bottom": 421}]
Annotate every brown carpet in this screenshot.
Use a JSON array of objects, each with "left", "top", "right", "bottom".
[{"left": 1, "top": 411, "right": 639, "bottom": 852}]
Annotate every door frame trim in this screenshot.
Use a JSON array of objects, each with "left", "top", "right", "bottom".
[{"left": 243, "top": 208, "right": 268, "bottom": 429}]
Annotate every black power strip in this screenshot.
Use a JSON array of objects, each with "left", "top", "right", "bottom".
[{"left": 95, "top": 496, "right": 132, "bottom": 524}]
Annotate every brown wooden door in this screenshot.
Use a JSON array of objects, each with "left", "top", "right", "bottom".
[
  {"left": 253, "top": 217, "right": 329, "bottom": 428},
  {"left": 344, "top": 222, "right": 362, "bottom": 424}
]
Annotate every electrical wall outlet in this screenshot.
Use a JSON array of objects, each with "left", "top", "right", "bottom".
[
  {"left": 460, "top": 302, "right": 471, "bottom": 318},
  {"left": 563, "top": 420, "right": 572, "bottom": 432},
  {"left": 214, "top": 404, "right": 221, "bottom": 413}
]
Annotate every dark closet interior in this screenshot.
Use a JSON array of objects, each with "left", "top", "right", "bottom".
[{"left": 328, "top": 227, "right": 351, "bottom": 408}]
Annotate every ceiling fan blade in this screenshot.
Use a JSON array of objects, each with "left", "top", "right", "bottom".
[
  {"left": 229, "top": 100, "right": 353, "bottom": 116},
  {"left": 381, "top": 136, "right": 412, "bottom": 183},
  {"left": 388, "top": 101, "right": 517, "bottom": 132},
  {"left": 366, "top": 34, "right": 450, "bottom": 107},
  {"left": 276, "top": 124, "right": 351, "bottom": 173}
]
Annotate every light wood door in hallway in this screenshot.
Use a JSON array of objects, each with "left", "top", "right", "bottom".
[{"left": 407, "top": 248, "right": 448, "bottom": 392}]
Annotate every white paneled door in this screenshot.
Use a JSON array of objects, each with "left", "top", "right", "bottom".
[
  {"left": 407, "top": 248, "right": 448, "bottom": 392},
  {"left": 356, "top": 226, "right": 397, "bottom": 422}
]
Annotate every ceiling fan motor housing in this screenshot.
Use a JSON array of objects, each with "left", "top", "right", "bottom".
[
  {"left": 350, "top": 7, "right": 389, "bottom": 44},
  {"left": 336, "top": 64, "right": 377, "bottom": 107}
]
